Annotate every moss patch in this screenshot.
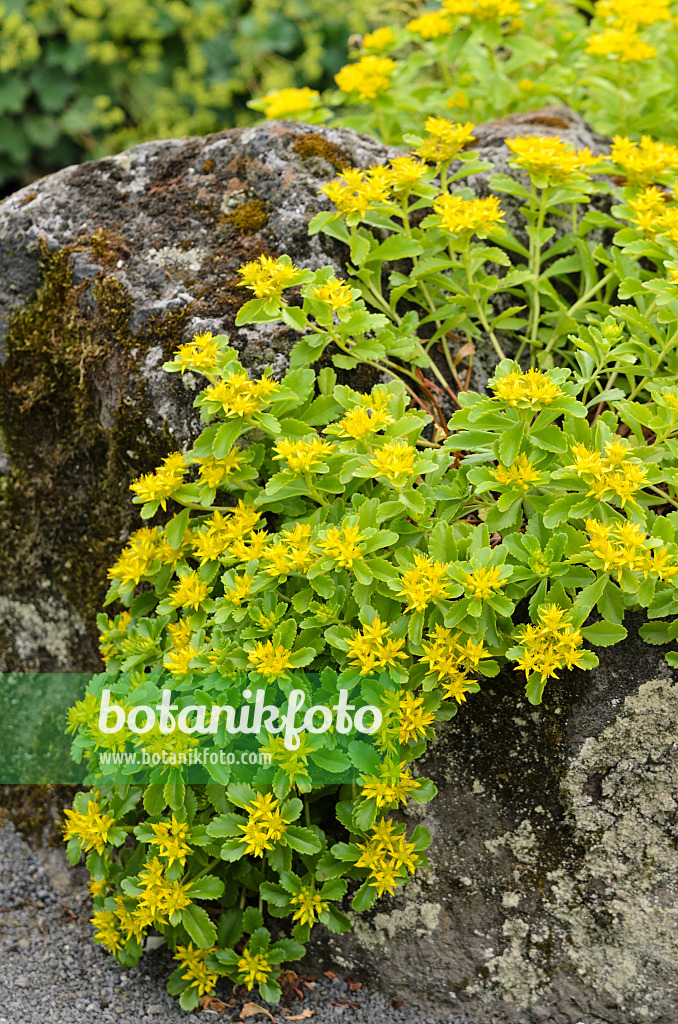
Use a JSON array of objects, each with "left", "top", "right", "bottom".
[
  {"left": 222, "top": 199, "right": 270, "bottom": 234},
  {"left": 292, "top": 133, "right": 353, "bottom": 173},
  {"left": 0, "top": 242, "right": 183, "bottom": 669}
]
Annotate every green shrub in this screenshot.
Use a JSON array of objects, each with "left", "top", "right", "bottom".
[
  {"left": 64, "top": 125, "right": 678, "bottom": 1005},
  {"left": 0, "top": 0, "right": 373, "bottom": 191}
]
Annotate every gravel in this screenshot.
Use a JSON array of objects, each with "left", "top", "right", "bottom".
[{"left": 0, "top": 822, "right": 557, "bottom": 1024}]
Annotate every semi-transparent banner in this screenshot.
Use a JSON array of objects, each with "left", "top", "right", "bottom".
[{"left": 0, "top": 671, "right": 401, "bottom": 786}]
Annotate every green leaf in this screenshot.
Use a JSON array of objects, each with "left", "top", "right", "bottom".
[
  {"left": 284, "top": 825, "right": 322, "bottom": 854},
  {"left": 367, "top": 235, "right": 424, "bottom": 263},
  {"left": 282, "top": 305, "right": 308, "bottom": 331},
  {"left": 580, "top": 621, "right": 628, "bottom": 647},
  {"left": 352, "top": 880, "right": 378, "bottom": 912},
  {"left": 186, "top": 875, "right": 225, "bottom": 900},
  {"left": 499, "top": 421, "right": 524, "bottom": 464},
  {"left": 218, "top": 909, "right": 244, "bottom": 948},
  {"left": 164, "top": 770, "right": 185, "bottom": 811},
  {"left": 165, "top": 507, "right": 191, "bottom": 548},
  {"left": 310, "top": 748, "right": 351, "bottom": 773},
  {"left": 213, "top": 421, "right": 243, "bottom": 459},
  {"left": 181, "top": 905, "right": 217, "bottom": 947}
]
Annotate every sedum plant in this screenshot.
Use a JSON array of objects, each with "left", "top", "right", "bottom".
[
  {"left": 66, "top": 308, "right": 678, "bottom": 1004},
  {"left": 63, "top": 51, "right": 678, "bottom": 1015}
]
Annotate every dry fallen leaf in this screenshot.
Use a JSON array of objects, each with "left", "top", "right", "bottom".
[
  {"left": 282, "top": 1011, "right": 313, "bottom": 1020},
  {"left": 199, "top": 995, "right": 231, "bottom": 1012},
  {"left": 323, "top": 971, "right": 336, "bottom": 980},
  {"left": 241, "top": 1002, "right": 274, "bottom": 1022}
]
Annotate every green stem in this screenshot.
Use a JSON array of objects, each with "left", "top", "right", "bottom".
[
  {"left": 187, "top": 857, "right": 220, "bottom": 884},
  {"left": 463, "top": 243, "right": 506, "bottom": 361},
  {"left": 628, "top": 329, "right": 678, "bottom": 401}
]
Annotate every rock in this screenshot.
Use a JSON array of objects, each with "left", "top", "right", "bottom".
[
  {"left": 0, "top": 109, "right": 605, "bottom": 673},
  {"left": 3, "top": 110, "right": 672, "bottom": 1024},
  {"left": 309, "top": 614, "right": 678, "bottom": 1024},
  {"left": 0, "top": 120, "right": 395, "bottom": 672}
]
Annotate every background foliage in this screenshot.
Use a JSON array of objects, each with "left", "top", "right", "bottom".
[{"left": 0, "top": 0, "right": 379, "bottom": 193}]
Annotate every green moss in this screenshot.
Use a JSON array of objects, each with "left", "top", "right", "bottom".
[
  {"left": 222, "top": 199, "right": 270, "bottom": 234},
  {"left": 0, "top": 785, "right": 78, "bottom": 845},
  {"left": 292, "top": 133, "right": 352, "bottom": 173},
  {"left": 88, "top": 227, "right": 131, "bottom": 267},
  {"left": 0, "top": 242, "right": 183, "bottom": 667},
  {"left": 201, "top": 158, "right": 215, "bottom": 174}
]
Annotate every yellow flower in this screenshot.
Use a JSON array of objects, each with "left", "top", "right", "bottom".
[
  {"left": 346, "top": 616, "right": 407, "bottom": 675},
  {"left": 237, "top": 948, "right": 273, "bottom": 989},
  {"left": 63, "top": 798, "right": 117, "bottom": 855},
  {"left": 407, "top": 11, "right": 453, "bottom": 37},
  {"left": 433, "top": 193, "right": 504, "bottom": 237},
  {"left": 506, "top": 135, "right": 603, "bottom": 185},
  {"left": 320, "top": 166, "right": 392, "bottom": 219},
  {"left": 628, "top": 185, "right": 671, "bottom": 232},
  {"left": 148, "top": 814, "right": 191, "bottom": 867},
  {"left": 195, "top": 450, "right": 243, "bottom": 488},
  {"left": 290, "top": 886, "right": 329, "bottom": 928},
  {"left": 397, "top": 552, "right": 450, "bottom": 612},
  {"left": 464, "top": 565, "right": 505, "bottom": 599},
  {"left": 91, "top": 910, "right": 122, "bottom": 954},
  {"left": 274, "top": 436, "right": 336, "bottom": 474},
  {"left": 369, "top": 439, "right": 416, "bottom": 482},
  {"left": 611, "top": 135, "right": 678, "bottom": 186},
  {"left": 201, "top": 370, "right": 280, "bottom": 417},
  {"left": 355, "top": 818, "right": 420, "bottom": 896},
  {"left": 586, "top": 26, "right": 655, "bottom": 62},
  {"left": 238, "top": 254, "right": 302, "bottom": 300},
  {"left": 492, "top": 453, "right": 543, "bottom": 491},
  {"left": 326, "top": 389, "right": 394, "bottom": 439},
  {"left": 415, "top": 116, "right": 475, "bottom": 163},
  {"left": 399, "top": 691, "right": 435, "bottom": 744},
  {"left": 387, "top": 155, "right": 428, "bottom": 192},
  {"left": 319, "top": 523, "right": 365, "bottom": 568},
  {"left": 442, "top": 0, "right": 522, "bottom": 19},
  {"left": 163, "top": 643, "right": 201, "bottom": 676},
  {"left": 597, "top": 0, "right": 670, "bottom": 26},
  {"left": 335, "top": 55, "right": 397, "bottom": 99},
  {"left": 514, "top": 604, "right": 586, "bottom": 684},
  {"left": 130, "top": 453, "right": 186, "bottom": 509},
  {"left": 360, "top": 766, "right": 421, "bottom": 808},
  {"left": 419, "top": 625, "right": 486, "bottom": 703},
  {"left": 490, "top": 367, "right": 564, "bottom": 408},
  {"left": 247, "top": 640, "right": 294, "bottom": 679},
  {"left": 362, "top": 26, "right": 396, "bottom": 51},
  {"left": 169, "top": 570, "right": 209, "bottom": 610},
  {"left": 259, "top": 87, "right": 320, "bottom": 119},
  {"left": 172, "top": 332, "right": 220, "bottom": 375},
  {"left": 311, "top": 277, "right": 355, "bottom": 311},
  {"left": 174, "top": 944, "right": 219, "bottom": 997}
]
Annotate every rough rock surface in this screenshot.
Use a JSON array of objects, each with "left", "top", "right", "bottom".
[
  {"left": 310, "top": 615, "right": 678, "bottom": 1024},
  {"left": 2, "top": 111, "right": 674, "bottom": 1024},
  {"left": 0, "top": 108, "right": 606, "bottom": 674}
]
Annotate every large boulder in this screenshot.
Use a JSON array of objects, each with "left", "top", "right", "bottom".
[
  {"left": 0, "top": 108, "right": 606, "bottom": 673},
  {"left": 3, "top": 111, "right": 674, "bottom": 1024}
]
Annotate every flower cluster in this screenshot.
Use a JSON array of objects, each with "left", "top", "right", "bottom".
[
  {"left": 130, "top": 453, "right": 186, "bottom": 510},
  {"left": 237, "top": 793, "right": 288, "bottom": 856},
  {"left": 587, "top": 0, "right": 670, "bottom": 63},
  {"left": 63, "top": 796, "right": 117, "bottom": 855},
  {"left": 259, "top": 87, "right": 320, "bottom": 119},
  {"left": 397, "top": 553, "right": 450, "bottom": 612},
  {"left": 586, "top": 519, "right": 678, "bottom": 581},
  {"left": 355, "top": 818, "right": 419, "bottom": 896},
  {"left": 433, "top": 193, "right": 504, "bottom": 239},
  {"left": 346, "top": 616, "right": 407, "bottom": 674},
  {"left": 320, "top": 165, "right": 392, "bottom": 219},
  {"left": 506, "top": 135, "right": 603, "bottom": 185},
  {"left": 414, "top": 116, "right": 475, "bottom": 164},
  {"left": 335, "top": 55, "right": 397, "bottom": 99},
  {"left": 492, "top": 454, "right": 543, "bottom": 491},
  {"left": 442, "top": 0, "right": 521, "bottom": 20},
  {"left": 611, "top": 135, "right": 678, "bottom": 186},
  {"left": 174, "top": 944, "right": 219, "bottom": 998},
  {"left": 238, "top": 254, "right": 304, "bottom": 301},
  {"left": 419, "top": 625, "right": 488, "bottom": 703},
  {"left": 513, "top": 604, "right": 586, "bottom": 684},
  {"left": 489, "top": 368, "right": 564, "bottom": 409},
  {"left": 568, "top": 439, "right": 648, "bottom": 507}
]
